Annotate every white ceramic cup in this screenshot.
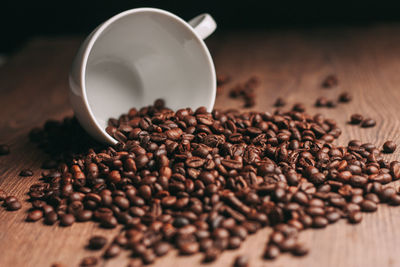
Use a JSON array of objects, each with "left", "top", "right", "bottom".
[{"left": 69, "top": 8, "right": 217, "bottom": 145}]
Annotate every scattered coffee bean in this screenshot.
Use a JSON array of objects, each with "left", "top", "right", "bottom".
[
  {"left": 27, "top": 210, "right": 43, "bottom": 222},
  {"left": 0, "top": 144, "right": 10, "bottom": 155},
  {"left": 383, "top": 141, "right": 396, "bottom": 153},
  {"left": 88, "top": 236, "right": 107, "bottom": 250},
  {"left": 274, "top": 97, "right": 286, "bottom": 107},
  {"left": 348, "top": 211, "right": 363, "bottom": 224},
  {"left": 338, "top": 92, "right": 352, "bottom": 102},
  {"left": 60, "top": 214, "right": 75, "bottom": 226},
  {"left": 19, "top": 169, "right": 33, "bottom": 177},
  {"left": 322, "top": 74, "right": 338, "bottom": 88},
  {"left": 361, "top": 118, "right": 376, "bottom": 128},
  {"left": 233, "top": 255, "right": 249, "bottom": 267},
  {"left": 350, "top": 114, "right": 363, "bottom": 124},
  {"left": 80, "top": 256, "right": 98, "bottom": 267},
  {"left": 104, "top": 244, "right": 121, "bottom": 258}
]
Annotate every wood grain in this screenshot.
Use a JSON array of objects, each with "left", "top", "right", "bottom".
[{"left": 2, "top": 24, "right": 400, "bottom": 267}]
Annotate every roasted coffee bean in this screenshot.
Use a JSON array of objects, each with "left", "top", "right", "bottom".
[
  {"left": 338, "top": 92, "right": 352, "bottom": 103},
  {"left": 76, "top": 210, "right": 93, "bottom": 222},
  {"left": 104, "top": 244, "right": 121, "bottom": 258},
  {"left": 264, "top": 244, "right": 280, "bottom": 259},
  {"left": 88, "top": 236, "right": 107, "bottom": 250},
  {"left": 313, "top": 216, "right": 328, "bottom": 228},
  {"left": 0, "top": 144, "right": 10, "bottom": 155},
  {"left": 7, "top": 200, "right": 22, "bottom": 211},
  {"left": 80, "top": 256, "right": 98, "bottom": 267},
  {"left": 19, "top": 169, "right": 33, "bottom": 177},
  {"left": 350, "top": 114, "right": 363, "bottom": 124},
  {"left": 383, "top": 141, "right": 396, "bottom": 153},
  {"left": 127, "top": 258, "right": 143, "bottom": 267},
  {"left": 348, "top": 211, "right": 362, "bottom": 224},
  {"left": 292, "top": 242, "right": 309, "bottom": 256},
  {"left": 322, "top": 74, "right": 338, "bottom": 88},
  {"left": 274, "top": 98, "right": 286, "bottom": 107},
  {"left": 233, "top": 255, "right": 249, "bottom": 267},
  {"left": 360, "top": 200, "right": 377, "bottom": 212},
  {"left": 27, "top": 210, "right": 43, "bottom": 222},
  {"left": 180, "top": 242, "right": 199, "bottom": 255},
  {"left": 154, "top": 242, "right": 171, "bottom": 256},
  {"left": 361, "top": 118, "right": 376, "bottom": 128},
  {"left": 60, "top": 214, "right": 75, "bottom": 226}
]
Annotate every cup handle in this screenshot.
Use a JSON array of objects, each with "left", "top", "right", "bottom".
[{"left": 188, "top": 14, "right": 217, "bottom": 40}]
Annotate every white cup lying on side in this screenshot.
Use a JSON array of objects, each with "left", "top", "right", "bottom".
[{"left": 69, "top": 8, "right": 217, "bottom": 145}]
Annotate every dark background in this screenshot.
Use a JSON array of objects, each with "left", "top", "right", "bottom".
[{"left": 2, "top": 0, "right": 400, "bottom": 53}]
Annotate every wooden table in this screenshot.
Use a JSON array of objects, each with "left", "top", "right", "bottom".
[{"left": 1, "top": 24, "right": 400, "bottom": 267}]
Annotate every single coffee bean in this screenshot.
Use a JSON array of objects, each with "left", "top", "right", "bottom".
[
  {"left": 80, "top": 256, "right": 98, "bottom": 267},
  {"left": 7, "top": 200, "right": 22, "bottom": 211},
  {"left": 312, "top": 216, "right": 328, "bottom": 228},
  {"left": 361, "top": 118, "right": 376, "bottom": 128},
  {"left": 60, "top": 214, "right": 75, "bottom": 226},
  {"left": 19, "top": 169, "right": 33, "bottom": 177},
  {"left": 292, "top": 242, "right": 309, "bottom": 256},
  {"left": 264, "top": 244, "right": 280, "bottom": 259},
  {"left": 44, "top": 211, "right": 58, "bottom": 225},
  {"left": 233, "top": 255, "right": 249, "bottom": 267},
  {"left": 383, "top": 141, "right": 396, "bottom": 153},
  {"left": 127, "top": 258, "right": 143, "bottom": 267},
  {"left": 27, "top": 210, "right": 43, "bottom": 222},
  {"left": 88, "top": 236, "right": 107, "bottom": 250},
  {"left": 154, "top": 242, "right": 171, "bottom": 256},
  {"left": 274, "top": 97, "right": 286, "bottom": 107},
  {"left": 338, "top": 92, "right": 352, "bottom": 102},
  {"left": 104, "top": 244, "right": 121, "bottom": 258},
  {"left": 350, "top": 114, "right": 363, "bottom": 124},
  {"left": 322, "top": 74, "right": 338, "bottom": 88},
  {"left": 180, "top": 242, "right": 199, "bottom": 255},
  {"left": 348, "top": 211, "right": 362, "bottom": 224},
  {"left": 0, "top": 144, "right": 10, "bottom": 155},
  {"left": 360, "top": 200, "right": 377, "bottom": 212}
]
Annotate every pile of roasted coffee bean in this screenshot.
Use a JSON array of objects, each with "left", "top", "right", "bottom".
[{"left": 2, "top": 96, "right": 400, "bottom": 267}]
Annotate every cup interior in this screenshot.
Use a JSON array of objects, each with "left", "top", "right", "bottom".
[{"left": 83, "top": 9, "right": 216, "bottom": 130}]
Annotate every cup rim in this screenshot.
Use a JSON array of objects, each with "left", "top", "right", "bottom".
[{"left": 78, "top": 7, "right": 217, "bottom": 144}]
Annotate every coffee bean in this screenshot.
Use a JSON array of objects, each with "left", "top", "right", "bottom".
[
  {"left": 203, "top": 249, "right": 221, "bottom": 262},
  {"left": 0, "top": 144, "right": 10, "bottom": 155},
  {"left": 274, "top": 98, "right": 286, "bottom": 107},
  {"left": 154, "top": 242, "right": 171, "bottom": 256},
  {"left": 0, "top": 189, "right": 7, "bottom": 201},
  {"left": 19, "top": 169, "right": 33, "bottom": 177},
  {"left": 80, "top": 256, "right": 98, "bottom": 267},
  {"left": 76, "top": 210, "right": 93, "bottom": 222},
  {"left": 88, "top": 236, "right": 107, "bottom": 250},
  {"left": 179, "top": 242, "right": 199, "bottom": 255},
  {"left": 104, "top": 244, "right": 121, "bottom": 258},
  {"left": 60, "top": 214, "right": 75, "bottom": 226},
  {"left": 338, "top": 92, "right": 352, "bottom": 102},
  {"left": 100, "top": 215, "right": 118, "bottom": 228},
  {"left": 312, "top": 216, "right": 328, "bottom": 228},
  {"left": 315, "top": 97, "right": 328, "bottom": 107},
  {"left": 361, "top": 118, "right": 376, "bottom": 128},
  {"left": 292, "top": 242, "right": 309, "bottom": 256},
  {"left": 350, "top": 114, "right": 363, "bottom": 124},
  {"left": 348, "top": 211, "right": 362, "bottom": 224},
  {"left": 322, "top": 74, "right": 338, "bottom": 88},
  {"left": 27, "top": 210, "right": 43, "bottom": 222},
  {"left": 233, "top": 255, "right": 249, "bottom": 267},
  {"left": 7, "top": 200, "right": 22, "bottom": 211},
  {"left": 383, "top": 141, "right": 396, "bottom": 153},
  {"left": 360, "top": 200, "right": 377, "bottom": 212},
  {"left": 127, "top": 258, "right": 143, "bottom": 267},
  {"left": 264, "top": 244, "right": 280, "bottom": 259}
]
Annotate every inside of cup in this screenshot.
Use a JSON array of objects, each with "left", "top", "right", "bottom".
[{"left": 84, "top": 10, "right": 215, "bottom": 130}]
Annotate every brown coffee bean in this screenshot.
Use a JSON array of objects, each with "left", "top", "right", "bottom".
[
  {"left": 76, "top": 210, "right": 93, "bottom": 222},
  {"left": 264, "top": 244, "right": 280, "bottom": 259},
  {"left": 27, "top": 210, "right": 43, "bottom": 222},
  {"left": 322, "top": 74, "right": 338, "bottom": 88},
  {"left": 360, "top": 200, "right": 377, "bottom": 212},
  {"left": 60, "top": 214, "right": 75, "bottom": 226},
  {"left": 179, "top": 242, "right": 199, "bottom": 255},
  {"left": 19, "top": 169, "right": 33, "bottom": 177},
  {"left": 88, "top": 236, "right": 107, "bottom": 250},
  {"left": 127, "top": 258, "right": 143, "bottom": 267},
  {"left": 313, "top": 216, "right": 328, "bottom": 228},
  {"left": 104, "top": 244, "right": 121, "bottom": 258},
  {"left": 348, "top": 211, "right": 362, "bottom": 224},
  {"left": 80, "top": 256, "right": 98, "bottom": 267},
  {"left": 274, "top": 97, "right": 286, "bottom": 107},
  {"left": 350, "top": 114, "right": 363, "bottom": 124},
  {"left": 233, "top": 255, "right": 249, "bottom": 267},
  {"left": 7, "top": 200, "right": 22, "bottom": 211},
  {"left": 361, "top": 118, "right": 376, "bottom": 128},
  {"left": 383, "top": 141, "right": 396, "bottom": 153},
  {"left": 154, "top": 242, "right": 171, "bottom": 256},
  {"left": 0, "top": 144, "right": 10, "bottom": 155},
  {"left": 338, "top": 92, "right": 352, "bottom": 103},
  {"left": 292, "top": 242, "right": 309, "bottom": 256}
]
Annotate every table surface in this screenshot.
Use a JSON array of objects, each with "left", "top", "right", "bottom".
[{"left": 2, "top": 24, "right": 400, "bottom": 267}]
